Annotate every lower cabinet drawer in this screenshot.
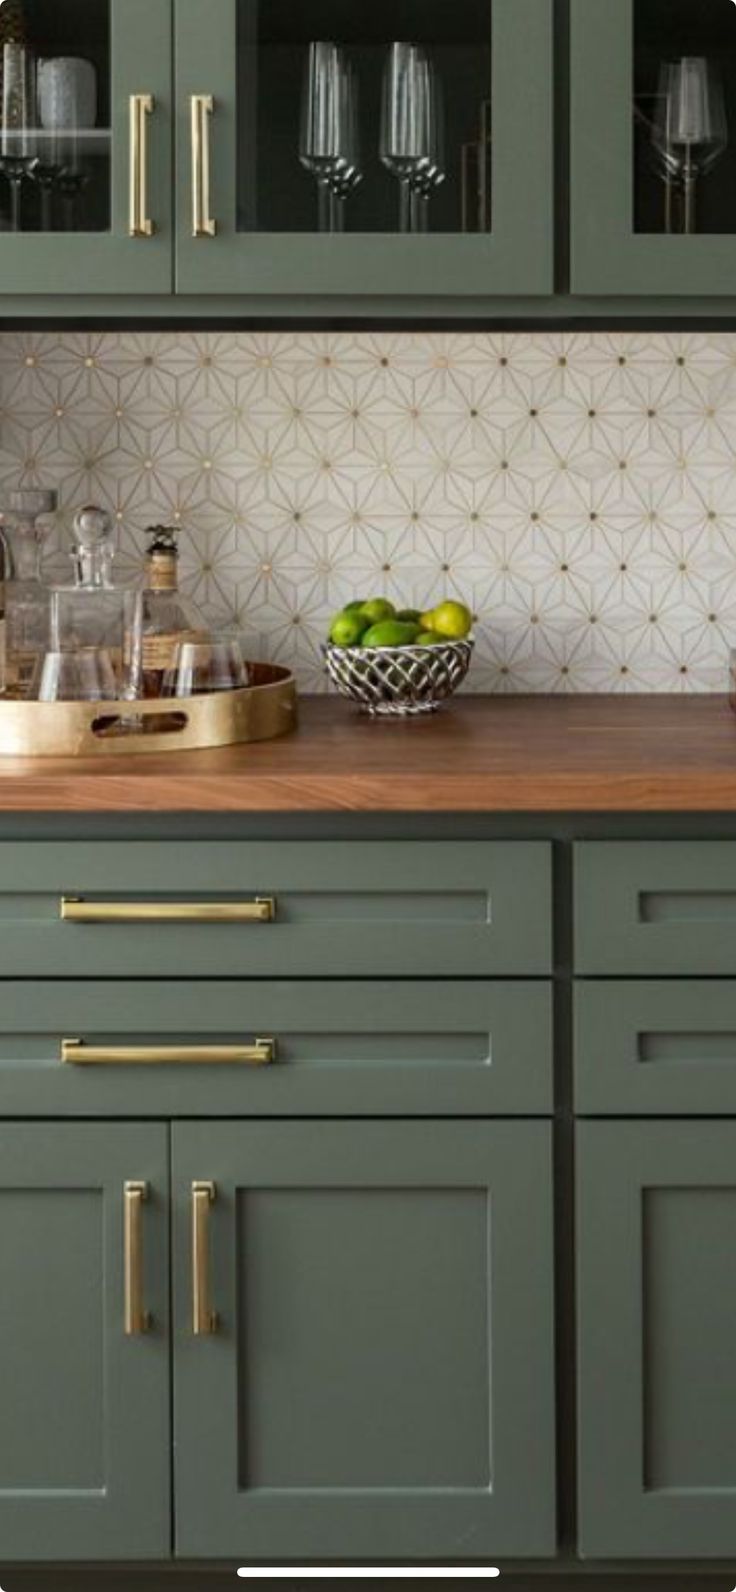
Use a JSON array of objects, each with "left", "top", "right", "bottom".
[
  {"left": 0, "top": 979, "right": 553, "bottom": 1116},
  {"left": 0, "top": 839, "right": 551, "bottom": 978},
  {"left": 575, "top": 981, "right": 736, "bottom": 1114},
  {"left": 576, "top": 840, "right": 736, "bottom": 976}
]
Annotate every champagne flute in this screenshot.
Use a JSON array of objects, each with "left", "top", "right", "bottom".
[
  {"left": 651, "top": 57, "right": 727, "bottom": 234},
  {"left": 1, "top": 41, "right": 38, "bottom": 231},
  {"left": 300, "top": 42, "right": 362, "bottom": 233},
  {"left": 408, "top": 56, "right": 445, "bottom": 233},
  {"left": 380, "top": 43, "right": 444, "bottom": 234}
]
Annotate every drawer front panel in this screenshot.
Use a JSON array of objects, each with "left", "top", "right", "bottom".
[
  {"left": 575, "top": 841, "right": 736, "bottom": 975},
  {"left": 0, "top": 980, "right": 553, "bottom": 1117},
  {"left": 0, "top": 840, "right": 551, "bottom": 978},
  {"left": 576, "top": 981, "right": 736, "bottom": 1114}
]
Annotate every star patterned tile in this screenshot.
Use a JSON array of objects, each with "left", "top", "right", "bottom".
[{"left": 2, "top": 328, "right": 736, "bottom": 693}]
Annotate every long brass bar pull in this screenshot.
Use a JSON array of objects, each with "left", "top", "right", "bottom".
[
  {"left": 124, "top": 1181, "right": 151, "bottom": 1335},
  {"left": 60, "top": 897, "right": 275, "bottom": 923},
  {"left": 192, "top": 1181, "right": 218, "bottom": 1336},
  {"left": 129, "top": 94, "right": 155, "bottom": 237},
  {"left": 62, "top": 1039, "right": 276, "bottom": 1067},
  {"left": 191, "top": 94, "right": 216, "bottom": 237}
]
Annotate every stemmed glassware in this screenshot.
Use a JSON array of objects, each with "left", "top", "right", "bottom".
[
  {"left": 0, "top": 41, "right": 38, "bottom": 231},
  {"left": 651, "top": 57, "right": 727, "bottom": 234},
  {"left": 300, "top": 42, "right": 362, "bottom": 233},
  {"left": 380, "top": 42, "right": 445, "bottom": 234}
]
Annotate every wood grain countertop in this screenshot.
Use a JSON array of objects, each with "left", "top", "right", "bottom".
[{"left": 0, "top": 694, "right": 734, "bottom": 812}]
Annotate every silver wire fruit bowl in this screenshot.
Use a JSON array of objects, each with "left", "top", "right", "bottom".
[{"left": 324, "top": 638, "right": 474, "bottom": 717}]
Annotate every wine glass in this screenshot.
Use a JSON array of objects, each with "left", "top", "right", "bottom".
[
  {"left": 300, "top": 42, "right": 362, "bottom": 233},
  {"left": 1, "top": 41, "right": 38, "bottom": 231},
  {"left": 380, "top": 43, "right": 444, "bottom": 234},
  {"left": 651, "top": 58, "right": 727, "bottom": 234},
  {"left": 161, "top": 636, "right": 249, "bottom": 698}
]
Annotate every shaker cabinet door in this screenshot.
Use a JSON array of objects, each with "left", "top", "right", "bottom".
[
  {"left": 0, "top": 0, "right": 173, "bottom": 295},
  {"left": 578, "top": 1123, "right": 736, "bottom": 1559},
  {"left": 571, "top": 0, "right": 736, "bottom": 296},
  {"left": 174, "top": 0, "right": 553, "bottom": 298},
  {"left": 172, "top": 1120, "right": 556, "bottom": 1562},
  {"left": 0, "top": 1123, "right": 170, "bottom": 1561}
]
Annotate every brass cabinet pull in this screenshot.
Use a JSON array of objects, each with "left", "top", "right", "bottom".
[
  {"left": 124, "top": 1181, "right": 152, "bottom": 1335},
  {"left": 61, "top": 1038, "right": 276, "bottom": 1067},
  {"left": 129, "top": 93, "right": 155, "bottom": 237},
  {"left": 191, "top": 94, "right": 216, "bottom": 237},
  {"left": 60, "top": 896, "right": 275, "bottom": 923},
  {"left": 192, "top": 1181, "right": 218, "bottom": 1335}
]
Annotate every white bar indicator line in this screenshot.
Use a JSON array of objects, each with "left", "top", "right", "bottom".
[{"left": 237, "top": 1570, "right": 500, "bottom": 1580}]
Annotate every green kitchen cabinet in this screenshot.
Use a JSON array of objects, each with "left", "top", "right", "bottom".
[
  {"left": 171, "top": 1119, "right": 556, "bottom": 1561},
  {"left": 0, "top": 1122, "right": 170, "bottom": 1563},
  {"left": 571, "top": 0, "right": 736, "bottom": 295},
  {"left": 0, "top": 0, "right": 173, "bottom": 295},
  {"left": 577, "top": 1121, "right": 736, "bottom": 1559},
  {"left": 174, "top": 0, "right": 554, "bottom": 298}
]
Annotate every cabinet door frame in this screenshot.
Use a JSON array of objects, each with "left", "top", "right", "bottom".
[
  {"left": 172, "top": 1119, "right": 556, "bottom": 1561},
  {"left": 174, "top": 0, "right": 554, "bottom": 297},
  {"left": 0, "top": 1122, "right": 170, "bottom": 1562},
  {"left": 571, "top": 0, "right": 736, "bottom": 296},
  {"left": 577, "top": 1121, "right": 736, "bottom": 1559},
  {"left": 0, "top": 0, "right": 173, "bottom": 295}
]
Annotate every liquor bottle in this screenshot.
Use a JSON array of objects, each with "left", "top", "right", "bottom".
[{"left": 139, "top": 527, "right": 207, "bottom": 697}]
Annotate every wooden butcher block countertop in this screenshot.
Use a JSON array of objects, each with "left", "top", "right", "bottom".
[{"left": 0, "top": 694, "right": 733, "bottom": 812}]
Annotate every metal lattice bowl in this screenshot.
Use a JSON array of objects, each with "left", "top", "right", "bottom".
[{"left": 324, "top": 638, "right": 474, "bottom": 717}]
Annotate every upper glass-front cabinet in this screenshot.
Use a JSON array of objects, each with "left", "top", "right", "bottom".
[
  {"left": 572, "top": 0, "right": 736, "bottom": 295},
  {"left": 175, "top": 0, "right": 553, "bottom": 297},
  {"left": 0, "top": 0, "right": 171, "bottom": 294}
]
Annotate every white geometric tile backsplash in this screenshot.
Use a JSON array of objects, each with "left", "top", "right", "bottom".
[{"left": 2, "top": 327, "right": 736, "bottom": 693}]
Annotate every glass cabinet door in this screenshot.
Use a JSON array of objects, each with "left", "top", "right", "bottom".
[
  {"left": 175, "top": 0, "right": 553, "bottom": 299},
  {"left": 572, "top": 0, "right": 736, "bottom": 295},
  {"left": 0, "top": 0, "right": 171, "bottom": 294}
]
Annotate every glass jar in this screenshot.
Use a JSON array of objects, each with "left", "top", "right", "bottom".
[{"left": 0, "top": 488, "right": 56, "bottom": 698}]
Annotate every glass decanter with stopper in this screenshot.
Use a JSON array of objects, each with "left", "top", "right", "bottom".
[
  {"left": 44, "top": 506, "right": 145, "bottom": 703},
  {"left": 0, "top": 488, "right": 57, "bottom": 698},
  {"left": 139, "top": 527, "right": 207, "bottom": 698}
]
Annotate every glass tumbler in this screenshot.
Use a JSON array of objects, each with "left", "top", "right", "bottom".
[{"left": 161, "top": 636, "right": 249, "bottom": 698}]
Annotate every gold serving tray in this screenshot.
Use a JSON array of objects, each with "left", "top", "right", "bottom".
[{"left": 0, "top": 662, "right": 297, "bottom": 758}]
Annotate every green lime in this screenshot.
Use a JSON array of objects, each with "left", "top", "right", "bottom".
[
  {"left": 359, "top": 598, "right": 395, "bottom": 626},
  {"left": 362, "top": 620, "right": 421, "bottom": 648},
  {"left": 329, "top": 610, "right": 368, "bottom": 648},
  {"left": 416, "top": 630, "right": 445, "bottom": 645},
  {"left": 395, "top": 607, "right": 422, "bottom": 623},
  {"left": 344, "top": 600, "right": 368, "bottom": 613}
]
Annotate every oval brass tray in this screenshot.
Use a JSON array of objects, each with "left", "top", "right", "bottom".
[{"left": 0, "top": 662, "right": 297, "bottom": 758}]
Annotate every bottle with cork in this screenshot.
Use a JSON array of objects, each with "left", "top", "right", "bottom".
[{"left": 139, "top": 527, "right": 207, "bottom": 697}]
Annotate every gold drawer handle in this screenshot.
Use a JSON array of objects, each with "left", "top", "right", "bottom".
[
  {"left": 191, "top": 93, "right": 216, "bottom": 237},
  {"left": 192, "top": 1181, "right": 218, "bottom": 1336},
  {"left": 60, "top": 897, "right": 275, "bottom": 923},
  {"left": 124, "top": 1180, "right": 152, "bottom": 1335},
  {"left": 129, "top": 93, "right": 155, "bottom": 237},
  {"left": 62, "top": 1038, "right": 276, "bottom": 1067}
]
